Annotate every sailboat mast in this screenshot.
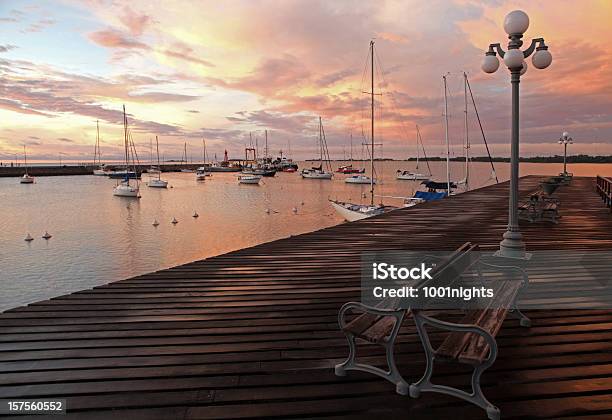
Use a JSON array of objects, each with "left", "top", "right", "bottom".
[
  {"left": 319, "top": 116, "right": 323, "bottom": 166},
  {"left": 156, "top": 136, "right": 161, "bottom": 180},
  {"left": 370, "top": 40, "right": 374, "bottom": 206},
  {"left": 23, "top": 145, "right": 28, "bottom": 175},
  {"left": 415, "top": 124, "right": 420, "bottom": 169},
  {"left": 443, "top": 75, "right": 450, "bottom": 195},
  {"left": 95, "top": 119, "right": 100, "bottom": 166},
  {"left": 264, "top": 130, "right": 268, "bottom": 161},
  {"left": 463, "top": 72, "right": 469, "bottom": 191},
  {"left": 123, "top": 105, "right": 129, "bottom": 185},
  {"left": 349, "top": 131, "right": 353, "bottom": 162}
]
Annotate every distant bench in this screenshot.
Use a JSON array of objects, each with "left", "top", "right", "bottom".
[{"left": 335, "top": 242, "right": 530, "bottom": 420}]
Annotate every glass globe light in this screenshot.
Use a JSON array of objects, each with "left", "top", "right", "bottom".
[
  {"left": 504, "top": 10, "right": 530, "bottom": 35},
  {"left": 504, "top": 48, "right": 524, "bottom": 69},
  {"left": 532, "top": 49, "right": 552, "bottom": 69},
  {"left": 562, "top": 131, "right": 569, "bottom": 138},
  {"left": 482, "top": 54, "right": 500, "bottom": 73},
  {"left": 520, "top": 61, "right": 527, "bottom": 75}
]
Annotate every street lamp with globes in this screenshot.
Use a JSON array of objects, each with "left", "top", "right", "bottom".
[
  {"left": 482, "top": 10, "right": 552, "bottom": 259},
  {"left": 559, "top": 132, "right": 573, "bottom": 176}
]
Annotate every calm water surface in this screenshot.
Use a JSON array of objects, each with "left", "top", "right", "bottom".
[{"left": 1, "top": 161, "right": 610, "bottom": 311}]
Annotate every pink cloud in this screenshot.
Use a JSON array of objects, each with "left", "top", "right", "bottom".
[{"left": 89, "top": 29, "right": 149, "bottom": 49}]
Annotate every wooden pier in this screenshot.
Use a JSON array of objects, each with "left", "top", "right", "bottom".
[{"left": 1, "top": 176, "right": 611, "bottom": 419}]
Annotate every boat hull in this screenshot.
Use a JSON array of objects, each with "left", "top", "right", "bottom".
[
  {"left": 238, "top": 175, "right": 261, "bottom": 184},
  {"left": 301, "top": 171, "right": 332, "bottom": 179},
  {"left": 20, "top": 176, "right": 34, "bottom": 184},
  {"left": 108, "top": 171, "right": 140, "bottom": 179},
  {"left": 148, "top": 179, "right": 168, "bottom": 188},
  {"left": 397, "top": 172, "right": 430, "bottom": 181},
  {"left": 113, "top": 184, "right": 140, "bottom": 197},
  {"left": 345, "top": 176, "right": 376, "bottom": 184},
  {"left": 329, "top": 200, "right": 394, "bottom": 222}
]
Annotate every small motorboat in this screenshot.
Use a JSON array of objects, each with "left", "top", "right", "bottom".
[
  {"left": 238, "top": 174, "right": 262, "bottom": 184},
  {"left": 196, "top": 167, "right": 211, "bottom": 180},
  {"left": 345, "top": 174, "right": 376, "bottom": 184},
  {"left": 42, "top": 231, "right": 52, "bottom": 239}
]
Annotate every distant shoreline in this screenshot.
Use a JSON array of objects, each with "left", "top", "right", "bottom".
[{"left": 306, "top": 155, "right": 612, "bottom": 164}]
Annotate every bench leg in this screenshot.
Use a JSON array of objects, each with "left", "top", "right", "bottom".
[
  {"left": 335, "top": 325, "right": 409, "bottom": 395},
  {"left": 410, "top": 314, "right": 501, "bottom": 420}
]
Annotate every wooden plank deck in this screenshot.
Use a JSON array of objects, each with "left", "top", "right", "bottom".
[{"left": 1, "top": 175, "right": 611, "bottom": 419}]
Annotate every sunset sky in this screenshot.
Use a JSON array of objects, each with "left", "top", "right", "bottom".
[{"left": 1, "top": 0, "right": 611, "bottom": 163}]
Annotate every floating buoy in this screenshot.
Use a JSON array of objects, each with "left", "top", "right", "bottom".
[
  {"left": 171, "top": 217, "right": 178, "bottom": 224},
  {"left": 301, "top": 201, "right": 305, "bottom": 206},
  {"left": 292, "top": 207, "right": 298, "bottom": 214},
  {"left": 24, "top": 233, "right": 34, "bottom": 242},
  {"left": 42, "top": 231, "right": 52, "bottom": 239},
  {"left": 152, "top": 219, "right": 160, "bottom": 227},
  {"left": 192, "top": 211, "right": 199, "bottom": 218}
]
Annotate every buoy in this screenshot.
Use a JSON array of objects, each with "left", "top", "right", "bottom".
[
  {"left": 301, "top": 201, "right": 305, "bottom": 206},
  {"left": 42, "top": 231, "right": 52, "bottom": 239},
  {"left": 192, "top": 211, "right": 199, "bottom": 218},
  {"left": 171, "top": 217, "right": 178, "bottom": 224},
  {"left": 152, "top": 219, "right": 160, "bottom": 226},
  {"left": 292, "top": 207, "right": 298, "bottom": 214},
  {"left": 265, "top": 208, "right": 270, "bottom": 214},
  {"left": 24, "top": 233, "right": 34, "bottom": 242}
]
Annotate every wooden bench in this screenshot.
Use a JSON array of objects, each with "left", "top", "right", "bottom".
[
  {"left": 334, "top": 242, "right": 473, "bottom": 395},
  {"left": 518, "top": 192, "right": 560, "bottom": 224},
  {"left": 409, "top": 247, "right": 531, "bottom": 420}
]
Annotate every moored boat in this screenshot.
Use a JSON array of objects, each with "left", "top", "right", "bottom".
[
  {"left": 345, "top": 174, "right": 376, "bottom": 184},
  {"left": 238, "top": 174, "right": 262, "bottom": 184}
]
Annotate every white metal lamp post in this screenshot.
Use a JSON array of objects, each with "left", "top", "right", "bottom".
[
  {"left": 482, "top": 10, "right": 552, "bottom": 259},
  {"left": 559, "top": 132, "right": 573, "bottom": 175}
]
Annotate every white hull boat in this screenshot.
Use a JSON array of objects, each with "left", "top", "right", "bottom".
[
  {"left": 345, "top": 174, "right": 375, "bottom": 184},
  {"left": 238, "top": 175, "right": 262, "bottom": 184},
  {"left": 113, "top": 182, "right": 140, "bottom": 197},
  {"left": 301, "top": 169, "right": 332, "bottom": 179},
  {"left": 20, "top": 174, "right": 35, "bottom": 184},
  {"left": 93, "top": 169, "right": 109, "bottom": 176},
  {"left": 148, "top": 178, "right": 168, "bottom": 188},
  {"left": 396, "top": 171, "right": 429, "bottom": 181},
  {"left": 330, "top": 200, "right": 395, "bottom": 222}
]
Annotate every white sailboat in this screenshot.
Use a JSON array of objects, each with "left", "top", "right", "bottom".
[
  {"left": 196, "top": 138, "right": 211, "bottom": 180},
  {"left": 92, "top": 120, "right": 109, "bottom": 175},
  {"left": 345, "top": 174, "right": 376, "bottom": 184},
  {"left": 397, "top": 125, "right": 431, "bottom": 181},
  {"left": 20, "top": 145, "right": 35, "bottom": 184},
  {"left": 331, "top": 40, "right": 397, "bottom": 222},
  {"left": 148, "top": 136, "right": 168, "bottom": 188},
  {"left": 301, "top": 117, "right": 333, "bottom": 179},
  {"left": 113, "top": 105, "right": 140, "bottom": 198}
]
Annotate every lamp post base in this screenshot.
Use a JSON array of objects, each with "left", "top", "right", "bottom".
[{"left": 494, "top": 230, "right": 532, "bottom": 260}]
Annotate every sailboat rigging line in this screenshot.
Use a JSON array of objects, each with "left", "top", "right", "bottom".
[
  {"left": 465, "top": 75, "right": 499, "bottom": 184},
  {"left": 417, "top": 125, "right": 433, "bottom": 176}
]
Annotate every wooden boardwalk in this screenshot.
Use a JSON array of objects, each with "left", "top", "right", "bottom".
[{"left": 1, "top": 176, "right": 611, "bottom": 419}]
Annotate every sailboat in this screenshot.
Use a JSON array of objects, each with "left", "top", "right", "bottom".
[
  {"left": 180, "top": 142, "right": 194, "bottom": 172},
  {"left": 301, "top": 117, "right": 333, "bottom": 179},
  {"left": 148, "top": 136, "right": 168, "bottom": 188},
  {"left": 337, "top": 132, "right": 365, "bottom": 174},
  {"left": 92, "top": 120, "right": 109, "bottom": 175},
  {"left": 20, "top": 145, "right": 34, "bottom": 184},
  {"left": 397, "top": 125, "right": 431, "bottom": 180},
  {"left": 113, "top": 105, "right": 140, "bottom": 197},
  {"left": 330, "top": 40, "right": 396, "bottom": 221},
  {"left": 196, "top": 138, "right": 212, "bottom": 180}
]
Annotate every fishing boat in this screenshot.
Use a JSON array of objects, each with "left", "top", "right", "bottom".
[
  {"left": 113, "top": 105, "right": 140, "bottom": 198},
  {"left": 238, "top": 174, "right": 262, "bottom": 184},
  {"left": 330, "top": 40, "right": 397, "bottom": 221},
  {"left": 92, "top": 120, "right": 109, "bottom": 175},
  {"left": 301, "top": 117, "right": 333, "bottom": 179},
  {"left": 20, "top": 145, "right": 35, "bottom": 184},
  {"left": 397, "top": 125, "right": 431, "bottom": 181},
  {"left": 206, "top": 150, "right": 242, "bottom": 172},
  {"left": 148, "top": 136, "right": 168, "bottom": 188}
]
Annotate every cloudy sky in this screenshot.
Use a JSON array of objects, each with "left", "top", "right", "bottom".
[{"left": 0, "top": 0, "right": 611, "bottom": 162}]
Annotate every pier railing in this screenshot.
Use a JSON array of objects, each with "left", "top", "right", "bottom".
[{"left": 596, "top": 175, "right": 612, "bottom": 211}]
